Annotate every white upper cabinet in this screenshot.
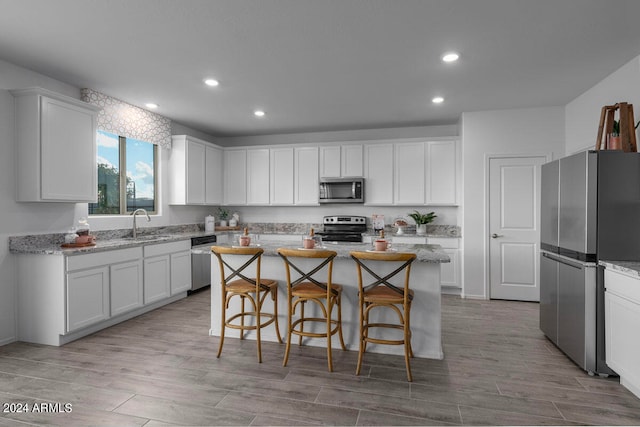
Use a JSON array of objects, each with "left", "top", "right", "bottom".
[
  {"left": 247, "top": 148, "right": 270, "bottom": 205},
  {"left": 364, "top": 143, "right": 394, "bottom": 205},
  {"left": 12, "top": 88, "right": 100, "bottom": 202},
  {"left": 270, "top": 147, "right": 294, "bottom": 205},
  {"left": 360, "top": 139, "right": 458, "bottom": 207},
  {"left": 173, "top": 138, "right": 457, "bottom": 208},
  {"left": 294, "top": 146, "right": 319, "bottom": 205},
  {"left": 205, "top": 144, "right": 223, "bottom": 204},
  {"left": 320, "top": 144, "right": 363, "bottom": 178},
  {"left": 169, "top": 135, "right": 222, "bottom": 205},
  {"left": 224, "top": 149, "right": 247, "bottom": 205},
  {"left": 342, "top": 144, "right": 364, "bottom": 177},
  {"left": 186, "top": 141, "right": 206, "bottom": 204},
  {"left": 320, "top": 146, "right": 341, "bottom": 178},
  {"left": 426, "top": 140, "right": 457, "bottom": 205},
  {"left": 394, "top": 141, "right": 425, "bottom": 205}
]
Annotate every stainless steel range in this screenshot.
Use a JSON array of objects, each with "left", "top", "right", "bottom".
[{"left": 316, "top": 215, "right": 367, "bottom": 243}]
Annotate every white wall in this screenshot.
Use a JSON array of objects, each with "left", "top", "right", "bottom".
[
  {"left": 461, "top": 107, "right": 565, "bottom": 299},
  {"left": 566, "top": 56, "right": 640, "bottom": 155}
]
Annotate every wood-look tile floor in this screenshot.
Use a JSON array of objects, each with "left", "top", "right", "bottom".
[{"left": 1, "top": 290, "right": 640, "bottom": 426}]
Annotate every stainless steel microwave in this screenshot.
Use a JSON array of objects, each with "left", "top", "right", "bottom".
[{"left": 319, "top": 178, "right": 364, "bottom": 204}]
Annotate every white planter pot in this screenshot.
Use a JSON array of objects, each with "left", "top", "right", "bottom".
[
  {"left": 416, "top": 224, "right": 427, "bottom": 235},
  {"left": 219, "top": 220, "right": 228, "bottom": 227}
]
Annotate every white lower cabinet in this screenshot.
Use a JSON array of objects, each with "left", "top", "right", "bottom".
[
  {"left": 428, "top": 238, "right": 461, "bottom": 292},
  {"left": 66, "top": 266, "right": 110, "bottom": 332},
  {"left": 65, "top": 247, "right": 143, "bottom": 333},
  {"left": 17, "top": 241, "right": 190, "bottom": 346},
  {"left": 144, "top": 240, "right": 192, "bottom": 302},
  {"left": 387, "top": 236, "right": 461, "bottom": 293},
  {"left": 144, "top": 255, "right": 171, "bottom": 304},
  {"left": 604, "top": 267, "right": 640, "bottom": 398},
  {"left": 110, "top": 259, "right": 144, "bottom": 316}
]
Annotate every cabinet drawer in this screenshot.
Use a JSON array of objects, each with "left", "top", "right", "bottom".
[
  {"left": 605, "top": 268, "right": 640, "bottom": 304},
  {"left": 144, "top": 240, "right": 190, "bottom": 257},
  {"left": 67, "top": 247, "right": 142, "bottom": 271}
]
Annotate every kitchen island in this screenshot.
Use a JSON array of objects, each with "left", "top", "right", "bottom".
[{"left": 210, "top": 240, "right": 449, "bottom": 359}]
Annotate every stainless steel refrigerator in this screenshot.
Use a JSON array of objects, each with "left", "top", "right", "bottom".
[{"left": 540, "top": 150, "right": 640, "bottom": 375}]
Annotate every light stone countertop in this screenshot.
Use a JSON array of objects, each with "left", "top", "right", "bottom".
[
  {"left": 9, "top": 222, "right": 458, "bottom": 259},
  {"left": 599, "top": 260, "right": 640, "bottom": 279},
  {"left": 10, "top": 233, "right": 450, "bottom": 264},
  {"left": 213, "top": 240, "right": 450, "bottom": 264},
  {"left": 8, "top": 231, "right": 211, "bottom": 256}
]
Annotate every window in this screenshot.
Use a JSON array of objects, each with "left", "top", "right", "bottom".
[{"left": 89, "top": 130, "right": 157, "bottom": 215}]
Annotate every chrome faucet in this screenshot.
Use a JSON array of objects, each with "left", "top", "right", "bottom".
[{"left": 131, "top": 208, "right": 151, "bottom": 239}]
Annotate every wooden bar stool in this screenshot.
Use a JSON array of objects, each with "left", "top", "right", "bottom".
[
  {"left": 211, "top": 246, "right": 282, "bottom": 363},
  {"left": 350, "top": 251, "right": 417, "bottom": 381},
  {"left": 277, "top": 248, "right": 346, "bottom": 372}
]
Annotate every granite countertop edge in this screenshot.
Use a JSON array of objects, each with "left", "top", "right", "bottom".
[
  {"left": 222, "top": 241, "right": 450, "bottom": 264},
  {"left": 599, "top": 260, "right": 640, "bottom": 278}
]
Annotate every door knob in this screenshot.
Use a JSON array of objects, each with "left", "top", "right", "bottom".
[{"left": 491, "top": 233, "right": 503, "bottom": 239}]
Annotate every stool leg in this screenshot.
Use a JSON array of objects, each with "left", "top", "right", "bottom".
[
  {"left": 217, "top": 291, "right": 228, "bottom": 358},
  {"left": 363, "top": 302, "right": 371, "bottom": 354},
  {"left": 356, "top": 296, "right": 365, "bottom": 376},
  {"left": 272, "top": 287, "right": 283, "bottom": 344},
  {"left": 299, "top": 301, "right": 305, "bottom": 346},
  {"left": 327, "top": 298, "right": 333, "bottom": 372},
  {"left": 336, "top": 292, "right": 346, "bottom": 351},
  {"left": 256, "top": 293, "right": 262, "bottom": 363},
  {"left": 240, "top": 296, "right": 245, "bottom": 340},
  {"left": 404, "top": 302, "right": 413, "bottom": 382},
  {"left": 407, "top": 301, "right": 414, "bottom": 358},
  {"left": 283, "top": 295, "right": 293, "bottom": 367}
]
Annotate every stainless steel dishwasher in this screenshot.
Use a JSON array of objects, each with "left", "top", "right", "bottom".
[{"left": 190, "top": 235, "right": 217, "bottom": 293}]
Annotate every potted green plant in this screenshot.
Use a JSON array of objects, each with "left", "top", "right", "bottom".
[
  {"left": 609, "top": 120, "right": 640, "bottom": 150},
  {"left": 217, "top": 207, "right": 230, "bottom": 227},
  {"left": 408, "top": 210, "right": 436, "bottom": 236}
]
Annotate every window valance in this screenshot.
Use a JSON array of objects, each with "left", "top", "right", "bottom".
[{"left": 81, "top": 88, "right": 171, "bottom": 149}]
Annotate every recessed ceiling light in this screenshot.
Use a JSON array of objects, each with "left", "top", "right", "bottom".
[
  {"left": 204, "top": 78, "right": 219, "bottom": 87},
  {"left": 254, "top": 110, "right": 265, "bottom": 117},
  {"left": 442, "top": 52, "right": 460, "bottom": 63},
  {"left": 145, "top": 103, "right": 159, "bottom": 109},
  {"left": 432, "top": 96, "right": 444, "bottom": 104}
]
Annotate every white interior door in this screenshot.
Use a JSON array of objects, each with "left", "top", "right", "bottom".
[{"left": 489, "top": 156, "right": 546, "bottom": 301}]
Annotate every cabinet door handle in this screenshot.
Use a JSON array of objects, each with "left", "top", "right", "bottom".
[{"left": 491, "top": 233, "right": 503, "bottom": 239}]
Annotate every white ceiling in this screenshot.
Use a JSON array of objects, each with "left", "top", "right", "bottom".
[{"left": 1, "top": 0, "right": 640, "bottom": 137}]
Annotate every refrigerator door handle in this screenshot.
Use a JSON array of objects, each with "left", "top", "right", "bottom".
[{"left": 541, "top": 251, "right": 592, "bottom": 270}]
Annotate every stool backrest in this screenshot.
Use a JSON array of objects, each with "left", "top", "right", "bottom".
[
  {"left": 211, "top": 246, "right": 267, "bottom": 290},
  {"left": 277, "top": 248, "right": 338, "bottom": 296},
  {"left": 350, "top": 251, "right": 417, "bottom": 302}
]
